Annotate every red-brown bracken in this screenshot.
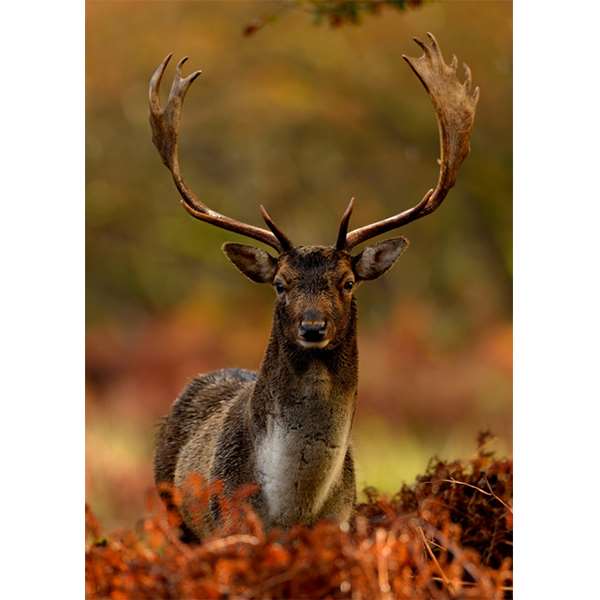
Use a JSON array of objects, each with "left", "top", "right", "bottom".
[{"left": 86, "top": 434, "right": 512, "bottom": 600}]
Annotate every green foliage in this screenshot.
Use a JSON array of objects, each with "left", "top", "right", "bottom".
[
  {"left": 306, "top": 0, "right": 423, "bottom": 27},
  {"left": 243, "top": 0, "right": 424, "bottom": 35}
]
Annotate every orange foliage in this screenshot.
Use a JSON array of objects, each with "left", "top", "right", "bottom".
[{"left": 86, "top": 437, "right": 512, "bottom": 599}]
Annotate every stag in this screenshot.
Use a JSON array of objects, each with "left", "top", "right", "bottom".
[{"left": 150, "top": 33, "right": 479, "bottom": 540}]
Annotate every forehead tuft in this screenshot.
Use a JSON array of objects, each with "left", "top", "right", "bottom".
[{"left": 278, "top": 246, "right": 351, "bottom": 279}]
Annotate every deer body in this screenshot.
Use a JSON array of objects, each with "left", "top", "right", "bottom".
[
  {"left": 156, "top": 248, "right": 361, "bottom": 536},
  {"left": 148, "top": 34, "right": 478, "bottom": 539}
]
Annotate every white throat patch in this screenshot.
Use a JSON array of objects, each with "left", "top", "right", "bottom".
[{"left": 256, "top": 418, "right": 349, "bottom": 522}]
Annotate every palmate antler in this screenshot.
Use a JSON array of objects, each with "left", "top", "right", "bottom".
[
  {"left": 150, "top": 34, "right": 478, "bottom": 255},
  {"left": 336, "top": 33, "right": 480, "bottom": 250},
  {"left": 149, "top": 54, "right": 292, "bottom": 253}
]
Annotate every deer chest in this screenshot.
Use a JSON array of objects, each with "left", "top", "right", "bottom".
[{"left": 255, "top": 415, "right": 351, "bottom": 525}]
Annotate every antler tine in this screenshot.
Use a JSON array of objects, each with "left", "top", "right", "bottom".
[
  {"left": 344, "top": 33, "right": 479, "bottom": 250},
  {"left": 260, "top": 205, "right": 293, "bottom": 251},
  {"left": 149, "top": 54, "right": 285, "bottom": 253},
  {"left": 335, "top": 197, "right": 355, "bottom": 250}
]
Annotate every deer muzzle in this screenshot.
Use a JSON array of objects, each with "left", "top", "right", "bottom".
[{"left": 298, "top": 313, "right": 329, "bottom": 349}]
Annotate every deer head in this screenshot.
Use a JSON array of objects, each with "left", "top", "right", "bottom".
[
  {"left": 223, "top": 241, "right": 408, "bottom": 350},
  {"left": 148, "top": 33, "right": 479, "bottom": 351}
]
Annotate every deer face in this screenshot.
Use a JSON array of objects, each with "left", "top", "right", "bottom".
[
  {"left": 223, "top": 239, "right": 408, "bottom": 350},
  {"left": 272, "top": 247, "right": 355, "bottom": 350}
]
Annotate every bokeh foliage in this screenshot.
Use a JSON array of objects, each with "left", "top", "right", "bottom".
[
  {"left": 86, "top": 0, "right": 511, "bottom": 329},
  {"left": 86, "top": 1, "right": 512, "bottom": 530}
]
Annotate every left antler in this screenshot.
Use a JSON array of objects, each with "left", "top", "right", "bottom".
[
  {"left": 337, "top": 33, "right": 479, "bottom": 251},
  {"left": 149, "top": 54, "right": 292, "bottom": 253}
]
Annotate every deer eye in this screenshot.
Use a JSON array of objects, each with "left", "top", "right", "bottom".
[
  {"left": 343, "top": 280, "right": 354, "bottom": 291},
  {"left": 274, "top": 281, "right": 286, "bottom": 295}
]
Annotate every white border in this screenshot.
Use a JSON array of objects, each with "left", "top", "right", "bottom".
[
  {"left": 1, "top": 1, "right": 599, "bottom": 598},
  {"left": 0, "top": 1, "right": 84, "bottom": 597},
  {"left": 514, "top": 1, "right": 600, "bottom": 598}
]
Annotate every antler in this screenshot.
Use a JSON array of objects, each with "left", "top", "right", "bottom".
[
  {"left": 339, "top": 33, "right": 479, "bottom": 251},
  {"left": 149, "top": 54, "right": 292, "bottom": 253}
]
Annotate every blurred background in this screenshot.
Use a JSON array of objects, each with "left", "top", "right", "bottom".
[{"left": 86, "top": 1, "right": 512, "bottom": 531}]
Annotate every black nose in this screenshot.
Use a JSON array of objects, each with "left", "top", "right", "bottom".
[{"left": 299, "top": 319, "right": 327, "bottom": 342}]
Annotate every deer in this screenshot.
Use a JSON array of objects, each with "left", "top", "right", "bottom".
[{"left": 150, "top": 33, "right": 479, "bottom": 541}]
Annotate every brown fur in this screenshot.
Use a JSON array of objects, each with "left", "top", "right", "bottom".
[{"left": 154, "top": 241, "right": 407, "bottom": 539}]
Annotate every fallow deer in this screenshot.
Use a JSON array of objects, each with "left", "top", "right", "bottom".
[{"left": 150, "top": 33, "right": 479, "bottom": 540}]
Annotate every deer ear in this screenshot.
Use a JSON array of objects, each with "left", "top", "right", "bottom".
[
  {"left": 222, "top": 243, "right": 278, "bottom": 283},
  {"left": 353, "top": 237, "right": 409, "bottom": 281}
]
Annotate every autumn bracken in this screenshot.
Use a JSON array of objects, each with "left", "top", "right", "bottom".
[{"left": 86, "top": 436, "right": 512, "bottom": 599}]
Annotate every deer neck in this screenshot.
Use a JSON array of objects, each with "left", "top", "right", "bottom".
[
  {"left": 249, "top": 302, "right": 358, "bottom": 524},
  {"left": 253, "top": 302, "right": 358, "bottom": 426}
]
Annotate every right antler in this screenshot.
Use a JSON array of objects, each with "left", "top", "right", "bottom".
[
  {"left": 149, "top": 54, "right": 292, "bottom": 253},
  {"left": 337, "top": 33, "right": 479, "bottom": 251}
]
